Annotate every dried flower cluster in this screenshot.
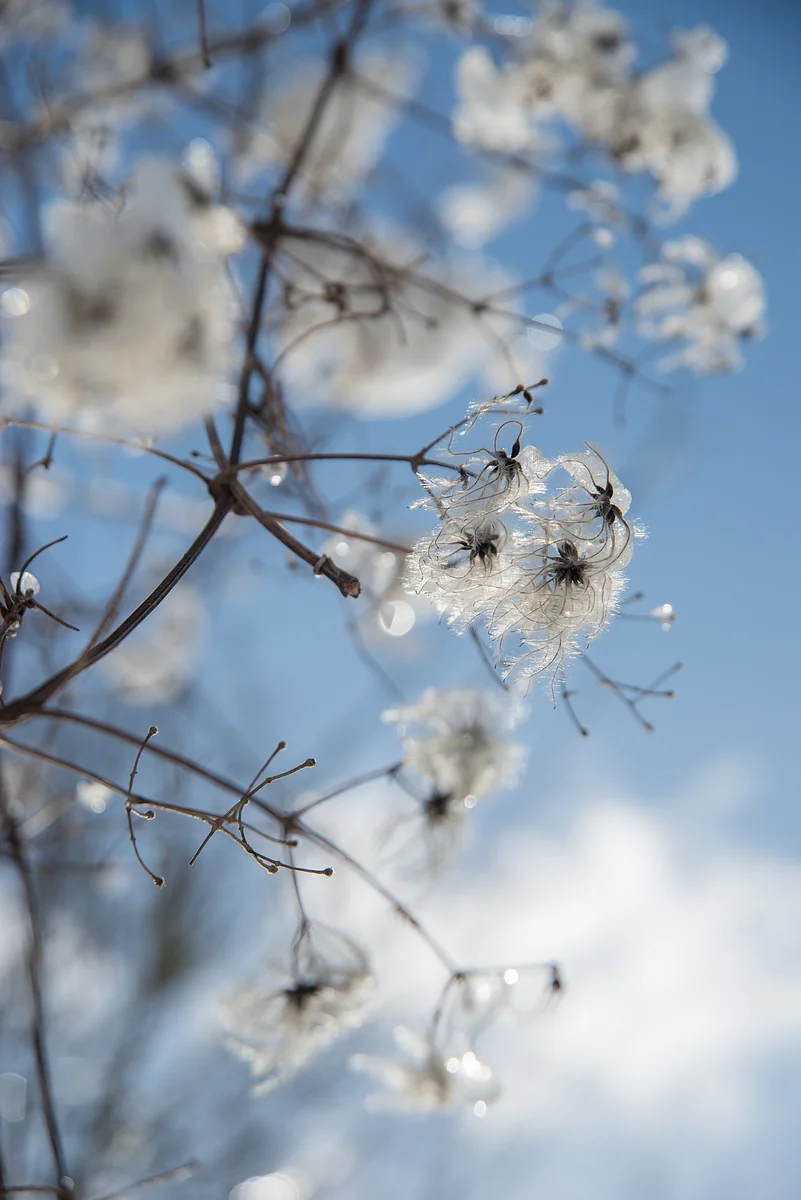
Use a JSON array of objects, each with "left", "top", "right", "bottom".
[
  {"left": 384, "top": 687, "right": 525, "bottom": 835},
  {"left": 222, "top": 925, "right": 374, "bottom": 1096},
  {"left": 353, "top": 965, "right": 557, "bottom": 1114},
  {"left": 407, "top": 421, "right": 637, "bottom": 683},
  {"left": 637, "top": 236, "right": 767, "bottom": 373}
]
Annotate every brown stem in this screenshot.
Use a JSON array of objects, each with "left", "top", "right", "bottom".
[
  {"left": 0, "top": 769, "right": 70, "bottom": 1192},
  {"left": 0, "top": 501, "right": 231, "bottom": 726},
  {"left": 227, "top": 0, "right": 378, "bottom": 467}
]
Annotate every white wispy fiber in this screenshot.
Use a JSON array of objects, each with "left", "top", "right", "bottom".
[
  {"left": 384, "top": 687, "right": 525, "bottom": 808},
  {"left": 222, "top": 927, "right": 374, "bottom": 1096},
  {"left": 407, "top": 429, "right": 637, "bottom": 683}
]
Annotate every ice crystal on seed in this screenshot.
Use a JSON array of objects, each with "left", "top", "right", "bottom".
[{"left": 10, "top": 571, "right": 40, "bottom": 596}]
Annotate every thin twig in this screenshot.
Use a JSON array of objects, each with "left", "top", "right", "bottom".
[
  {"left": 0, "top": 767, "right": 70, "bottom": 1191},
  {"left": 91, "top": 1159, "right": 199, "bottom": 1200},
  {"left": 580, "top": 653, "right": 653, "bottom": 732},
  {"left": 196, "top": 0, "right": 212, "bottom": 67},
  {"left": 0, "top": 500, "right": 231, "bottom": 726},
  {"left": 227, "top": 0, "right": 378, "bottom": 468},
  {"left": 124, "top": 726, "right": 163, "bottom": 887},
  {"left": 0, "top": 418, "right": 210, "bottom": 483},
  {"left": 85, "top": 479, "right": 166, "bottom": 651},
  {"left": 293, "top": 761, "right": 403, "bottom": 818},
  {"left": 469, "top": 625, "right": 508, "bottom": 692},
  {"left": 293, "top": 817, "right": 457, "bottom": 973},
  {"left": 257, "top": 511, "right": 410, "bottom": 555},
  {"left": 8, "top": 716, "right": 462, "bottom": 972},
  {"left": 560, "top": 687, "right": 589, "bottom": 737}
]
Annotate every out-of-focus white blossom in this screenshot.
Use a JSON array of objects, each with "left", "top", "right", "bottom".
[
  {"left": 352, "top": 1024, "right": 498, "bottom": 1113},
  {"left": 384, "top": 687, "right": 525, "bottom": 810},
  {"left": 454, "top": 3, "right": 633, "bottom": 155},
  {"left": 378, "top": 687, "right": 525, "bottom": 877},
  {"left": 452, "top": 10, "right": 736, "bottom": 221},
  {"left": 51, "top": 23, "right": 162, "bottom": 191},
  {"left": 222, "top": 928, "right": 373, "bottom": 1095},
  {"left": 80, "top": 22, "right": 151, "bottom": 97},
  {"left": 610, "top": 26, "right": 735, "bottom": 219},
  {"left": 453, "top": 47, "right": 535, "bottom": 153},
  {"left": 0, "top": 0, "right": 69, "bottom": 45},
  {"left": 637, "top": 236, "right": 765, "bottom": 372},
  {"left": 523, "top": 1, "right": 634, "bottom": 143},
  {"left": 1, "top": 159, "right": 238, "bottom": 438}
]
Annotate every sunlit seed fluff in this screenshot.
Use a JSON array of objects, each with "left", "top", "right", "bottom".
[
  {"left": 351, "top": 1024, "right": 499, "bottom": 1113},
  {"left": 406, "top": 515, "right": 515, "bottom": 633},
  {"left": 383, "top": 687, "right": 526, "bottom": 808},
  {"left": 489, "top": 534, "right": 629, "bottom": 682},
  {"left": 221, "top": 929, "right": 373, "bottom": 1096},
  {"left": 406, "top": 436, "right": 637, "bottom": 685}
]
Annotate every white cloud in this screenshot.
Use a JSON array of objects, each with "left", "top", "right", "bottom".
[
  {"left": 303, "top": 757, "right": 801, "bottom": 1196},
  {"left": 462, "top": 793, "right": 801, "bottom": 1138}
]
